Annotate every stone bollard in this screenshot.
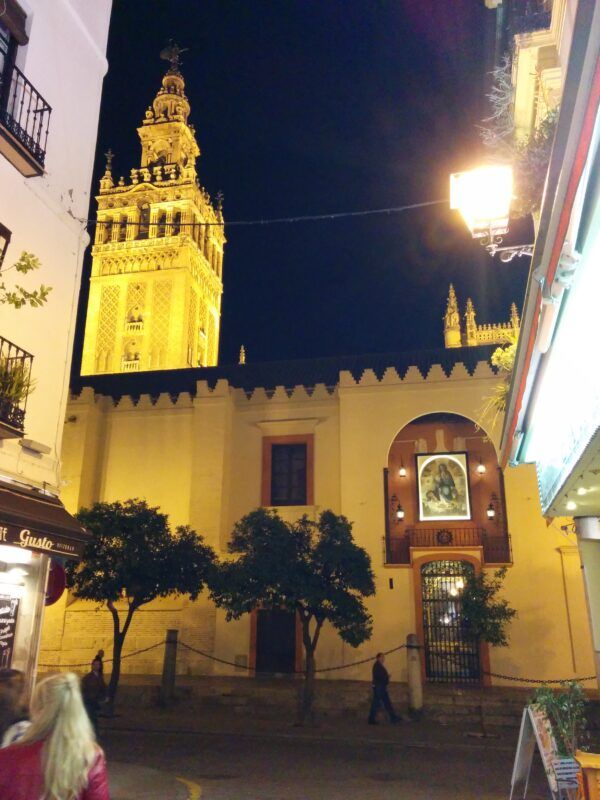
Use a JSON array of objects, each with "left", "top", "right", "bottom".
[
  {"left": 406, "top": 633, "right": 423, "bottom": 720},
  {"left": 160, "top": 629, "right": 178, "bottom": 706}
]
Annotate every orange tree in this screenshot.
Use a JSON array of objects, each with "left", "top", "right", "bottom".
[
  {"left": 211, "top": 508, "right": 375, "bottom": 724},
  {"left": 67, "top": 499, "right": 216, "bottom": 703}
]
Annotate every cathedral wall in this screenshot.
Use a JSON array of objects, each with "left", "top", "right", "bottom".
[{"left": 44, "top": 365, "right": 595, "bottom": 684}]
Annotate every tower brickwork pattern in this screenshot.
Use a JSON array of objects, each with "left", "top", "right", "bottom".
[{"left": 81, "top": 57, "right": 225, "bottom": 375}]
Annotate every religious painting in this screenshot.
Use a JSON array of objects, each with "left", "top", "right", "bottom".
[{"left": 416, "top": 452, "right": 471, "bottom": 522}]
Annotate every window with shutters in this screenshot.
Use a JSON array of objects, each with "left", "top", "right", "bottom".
[{"left": 261, "top": 435, "right": 314, "bottom": 507}]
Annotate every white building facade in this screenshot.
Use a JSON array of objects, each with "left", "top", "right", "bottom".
[{"left": 0, "top": 0, "right": 111, "bottom": 684}]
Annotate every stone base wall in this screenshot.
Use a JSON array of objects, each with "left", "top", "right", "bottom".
[
  {"left": 106, "top": 674, "right": 563, "bottom": 728},
  {"left": 40, "top": 596, "right": 216, "bottom": 676}
]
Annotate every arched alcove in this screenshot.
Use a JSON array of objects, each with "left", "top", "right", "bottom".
[{"left": 384, "top": 412, "right": 509, "bottom": 565}]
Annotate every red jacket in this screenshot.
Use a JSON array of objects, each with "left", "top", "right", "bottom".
[{"left": 0, "top": 739, "right": 110, "bottom": 800}]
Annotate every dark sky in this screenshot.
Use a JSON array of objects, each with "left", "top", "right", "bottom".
[{"left": 76, "top": 0, "right": 531, "bottom": 369}]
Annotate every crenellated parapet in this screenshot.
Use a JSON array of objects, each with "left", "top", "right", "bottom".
[{"left": 71, "top": 347, "right": 498, "bottom": 410}]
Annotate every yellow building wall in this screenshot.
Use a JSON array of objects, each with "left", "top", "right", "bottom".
[{"left": 44, "top": 359, "right": 595, "bottom": 685}]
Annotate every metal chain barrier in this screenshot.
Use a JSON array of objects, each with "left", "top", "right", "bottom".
[
  {"left": 482, "top": 669, "right": 597, "bottom": 684},
  {"left": 38, "top": 637, "right": 599, "bottom": 684},
  {"left": 38, "top": 641, "right": 166, "bottom": 669},
  {"left": 432, "top": 649, "right": 597, "bottom": 685},
  {"left": 178, "top": 640, "right": 409, "bottom": 674}
]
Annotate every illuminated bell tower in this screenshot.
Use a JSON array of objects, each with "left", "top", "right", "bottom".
[{"left": 81, "top": 47, "right": 225, "bottom": 375}]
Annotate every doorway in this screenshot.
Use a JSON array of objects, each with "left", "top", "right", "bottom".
[
  {"left": 255, "top": 608, "right": 297, "bottom": 674},
  {"left": 421, "top": 560, "right": 481, "bottom": 683}
]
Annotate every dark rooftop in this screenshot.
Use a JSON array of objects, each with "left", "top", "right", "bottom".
[{"left": 71, "top": 345, "right": 497, "bottom": 401}]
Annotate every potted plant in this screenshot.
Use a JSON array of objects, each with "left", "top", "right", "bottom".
[
  {"left": 0, "top": 356, "right": 32, "bottom": 429},
  {"left": 533, "top": 681, "right": 589, "bottom": 758}
]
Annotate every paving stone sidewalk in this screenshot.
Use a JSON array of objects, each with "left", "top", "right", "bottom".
[
  {"left": 109, "top": 762, "right": 191, "bottom": 800},
  {"left": 101, "top": 704, "right": 519, "bottom": 753}
]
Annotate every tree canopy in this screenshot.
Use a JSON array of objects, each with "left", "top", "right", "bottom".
[
  {"left": 211, "top": 507, "right": 375, "bottom": 721},
  {"left": 67, "top": 499, "right": 216, "bottom": 701},
  {"left": 213, "top": 508, "right": 375, "bottom": 642}
]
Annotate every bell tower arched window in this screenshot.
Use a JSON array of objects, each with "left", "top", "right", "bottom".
[
  {"left": 172, "top": 210, "right": 182, "bottom": 236},
  {"left": 137, "top": 205, "right": 150, "bottom": 240}
]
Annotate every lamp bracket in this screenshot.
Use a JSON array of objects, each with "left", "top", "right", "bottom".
[
  {"left": 489, "top": 243, "right": 535, "bottom": 261},
  {"left": 479, "top": 230, "right": 534, "bottom": 261}
]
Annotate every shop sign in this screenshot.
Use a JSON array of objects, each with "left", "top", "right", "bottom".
[
  {"left": 45, "top": 559, "right": 67, "bottom": 607},
  {"left": 0, "top": 523, "right": 84, "bottom": 559},
  {"left": 0, "top": 593, "right": 19, "bottom": 669}
]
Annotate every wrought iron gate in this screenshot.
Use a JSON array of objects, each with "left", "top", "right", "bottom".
[{"left": 421, "top": 560, "right": 481, "bottom": 683}]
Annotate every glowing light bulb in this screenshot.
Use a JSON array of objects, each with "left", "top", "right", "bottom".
[
  {"left": 398, "top": 466, "right": 407, "bottom": 478},
  {"left": 455, "top": 578, "right": 464, "bottom": 590},
  {"left": 566, "top": 501, "right": 577, "bottom": 511},
  {"left": 450, "top": 165, "right": 513, "bottom": 238}
]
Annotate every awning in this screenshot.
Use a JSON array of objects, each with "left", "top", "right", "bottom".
[{"left": 0, "top": 481, "right": 88, "bottom": 560}]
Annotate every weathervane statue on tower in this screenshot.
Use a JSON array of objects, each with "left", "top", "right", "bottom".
[{"left": 159, "top": 40, "right": 188, "bottom": 71}]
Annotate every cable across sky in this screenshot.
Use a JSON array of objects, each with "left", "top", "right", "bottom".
[{"left": 82, "top": 198, "right": 448, "bottom": 229}]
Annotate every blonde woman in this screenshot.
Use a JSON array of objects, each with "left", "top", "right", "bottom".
[{"left": 0, "top": 672, "right": 110, "bottom": 800}]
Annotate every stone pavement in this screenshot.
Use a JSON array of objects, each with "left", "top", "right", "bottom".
[
  {"left": 101, "top": 717, "right": 545, "bottom": 800},
  {"left": 101, "top": 702, "right": 519, "bottom": 752},
  {"left": 109, "top": 761, "right": 195, "bottom": 800}
]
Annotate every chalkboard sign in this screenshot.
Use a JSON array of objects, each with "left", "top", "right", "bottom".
[
  {"left": 0, "top": 592, "right": 20, "bottom": 669},
  {"left": 510, "top": 705, "right": 580, "bottom": 800}
]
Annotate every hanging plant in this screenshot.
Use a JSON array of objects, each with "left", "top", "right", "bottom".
[
  {"left": 479, "top": 55, "right": 559, "bottom": 219},
  {"left": 0, "top": 252, "right": 51, "bottom": 309},
  {"left": 478, "top": 334, "right": 518, "bottom": 432}
]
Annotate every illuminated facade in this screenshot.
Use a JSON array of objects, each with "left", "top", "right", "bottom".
[
  {"left": 80, "top": 57, "right": 225, "bottom": 376},
  {"left": 41, "top": 337, "right": 595, "bottom": 688},
  {"left": 444, "top": 284, "right": 520, "bottom": 348}
]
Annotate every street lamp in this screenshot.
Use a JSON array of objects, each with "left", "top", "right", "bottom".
[{"left": 450, "top": 165, "right": 534, "bottom": 261}]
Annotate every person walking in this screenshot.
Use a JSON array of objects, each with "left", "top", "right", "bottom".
[
  {"left": 0, "top": 672, "right": 110, "bottom": 799},
  {"left": 368, "top": 652, "right": 400, "bottom": 724},
  {"left": 0, "top": 668, "right": 30, "bottom": 746},
  {"left": 81, "top": 657, "right": 106, "bottom": 737},
  {"left": 94, "top": 649, "right": 105, "bottom": 676}
]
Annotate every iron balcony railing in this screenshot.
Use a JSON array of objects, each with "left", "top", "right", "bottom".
[
  {"left": 0, "top": 63, "right": 51, "bottom": 169},
  {"left": 0, "top": 335, "right": 33, "bottom": 433},
  {"left": 386, "top": 526, "right": 512, "bottom": 565},
  {"left": 510, "top": 0, "right": 552, "bottom": 35}
]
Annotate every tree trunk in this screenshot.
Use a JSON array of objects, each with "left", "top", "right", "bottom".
[
  {"left": 299, "top": 648, "right": 316, "bottom": 725},
  {"left": 106, "top": 600, "right": 136, "bottom": 710},
  {"left": 297, "top": 615, "right": 323, "bottom": 726}
]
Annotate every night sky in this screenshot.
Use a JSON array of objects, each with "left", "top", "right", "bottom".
[{"left": 74, "top": 0, "right": 532, "bottom": 370}]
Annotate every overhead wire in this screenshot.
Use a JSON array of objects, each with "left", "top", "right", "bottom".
[{"left": 79, "top": 198, "right": 448, "bottom": 230}]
